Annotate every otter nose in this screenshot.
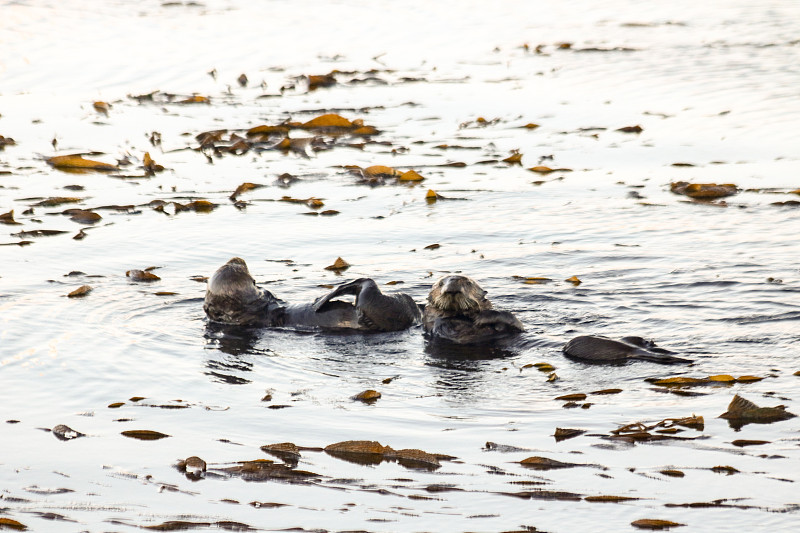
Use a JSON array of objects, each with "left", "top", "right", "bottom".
[{"left": 442, "top": 278, "right": 462, "bottom": 294}]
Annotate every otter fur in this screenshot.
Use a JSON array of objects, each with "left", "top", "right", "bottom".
[
  {"left": 423, "top": 275, "right": 523, "bottom": 344},
  {"left": 204, "top": 257, "right": 421, "bottom": 331}
]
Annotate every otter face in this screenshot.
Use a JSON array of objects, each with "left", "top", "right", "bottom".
[
  {"left": 427, "top": 275, "right": 490, "bottom": 314},
  {"left": 204, "top": 257, "right": 270, "bottom": 325}
]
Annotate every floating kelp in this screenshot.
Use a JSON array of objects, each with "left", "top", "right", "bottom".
[
  {"left": 500, "top": 489, "right": 583, "bottom": 501},
  {"left": 0, "top": 518, "right": 27, "bottom": 530},
  {"left": 121, "top": 430, "right": 170, "bottom": 440},
  {"left": 631, "top": 519, "right": 685, "bottom": 530},
  {"left": 518, "top": 456, "right": 585, "bottom": 470},
  {"left": 324, "top": 257, "right": 350, "bottom": 272},
  {"left": 63, "top": 209, "right": 102, "bottom": 224},
  {"left": 0, "top": 210, "right": 21, "bottom": 225},
  {"left": 608, "top": 415, "right": 704, "bottom": 443},
  {"left": 214, "top": 459, "right": 319, "bottom": 483},
  {"left": 670, "top": 181, "right": 738, "bottom": 199},
  {"left": 0, "top": 134, "right": 16, "bottom": 149},
  {"left": 67, "top": 285, "right": 92, "bottom": 298},
  {"left": 648, "top": 375, "right": 763, "bottom": 387},
  {"left": 126, "top": 269, "right": 161, "bottom": 282},
  {"left": 46, "top": 154, "right": 118, "bottom": 172},
  {"left": 323, "top": 440, "right": 452, "bottom": 470},
  {"left": 352, "top": 389, "right": 381, "bottom": 403},
  {"left": 718, "top": 394, "right": 795, "bottom": 429},
  {"left": 554, "top": 428, "right": 586, "bottom": 441},
  {"left": 229, "top": 182, "right": 265, "bottom": 201},
  {"left": 585, "top": 495, "right": 640, "bottom": 503}
]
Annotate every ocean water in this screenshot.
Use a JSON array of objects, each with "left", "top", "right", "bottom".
[{"left": 1, "top": 1, "right": 799, "bottom": 531}]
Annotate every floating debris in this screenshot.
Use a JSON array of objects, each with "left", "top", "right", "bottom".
[{"left": 51, "top": 424, "right": 85, "bottom": 441}]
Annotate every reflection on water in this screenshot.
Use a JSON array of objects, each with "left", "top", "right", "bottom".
[{"left": 1, "top": 0, "right": 799, "bottom": 531}]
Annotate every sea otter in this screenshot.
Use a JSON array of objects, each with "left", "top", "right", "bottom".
[
  {"left": 423, "top": 275, "right": 524, "bottom": 344},
  {"left": 563, "top": 335, "right": 691, "bottom": 364},
  {"left": 204, "top": 257, "right": 421, "bottom": 331}
]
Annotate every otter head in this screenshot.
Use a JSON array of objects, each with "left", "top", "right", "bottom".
[
  {"left": 427, "top": 275, "right": 491, "bottom": 314},
  {"left": 204, "top": 257, "right": 273, "bottom": 326}
]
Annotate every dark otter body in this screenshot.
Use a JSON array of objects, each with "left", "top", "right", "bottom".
[
  {"left": 423, "top": 275, "right": 523, "bottom": 344},
  {"left": 563, "top": 335, "right": 691, "bottom": 364},
  {"left": 204, "top": 257, "right": 421, "bottom": 331}
]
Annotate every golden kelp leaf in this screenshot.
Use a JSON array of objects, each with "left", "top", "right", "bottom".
[
  {"left": 353, "top": 389, "right": 381, "bottom": 402},
  {"left": 591, "top": 388, "right": 623, "bottom": 395},
  {"left": 93, "top": 101, "right": 110, "bottom": 115},
  {"left": 735, "top": 375, "right": 763, "bottom": 383},
  {"left": 719, "top": 394, "right": 796, "bottom": 424},
  {"left": 34, "top": 197, "right": 83, "bottom": 207},
  {"left": 175, "top": 200, "right": 216, "bottom": 213},
  {"left": 307, "top": 73, "right": 337, "bottom": 90},
  {"left": 631, "top": 519, "right": 685, "bottom": 530},
  {"left": 670, "top": 181, "right": 738, "bottom": 199},
  {"left": 143, "top": 152, "right": 164, "bottom": 174},
  {"left": 352, "top": 125, "right": 379, "bottom": 136},
  {"left": 660, "top": 469, "right": 684, "bottom": 477},
  {"left": 302, "top": 113, "right": 352, "bottom": 129},
  {"left": 127, "top": 269, "right": 161, "bottom": 282},
  {"left": 108, "top": 402, "right": 124, "bottom": 408},
  {"left": 653, "top": 377, "right": 706, "bottom": 386},
  {"left": 554, "top": 428, "right": 585, "bottom": 441},
  {"left": 260, "top": 442, "right": 300, "bottom": 456},
  {"left": 503, "top": 152, "right": 523, "bottom": 164},
  {"left": 424, "top": 243, "right": 441, "bottom": 250},
  {"left": 565, "top": 275, "right": 581, "bottom": 285},
  {"left": 324, "top": 440, "right": 390, "bottom": 455},
  {"left": 364, "top": 165, "right": 402, "bottom": 179},
  {"left": 0, "top": 518, "right": 27, "bottom": 530},
  {"left": 617, "top": 125, "right": 643, "bottom": 134},
  {"left": 528, "top": 166, "right": 555, "bottom": 174},
  {"left": 398, "top": 169, "right": 425, "bottom": 182},
  {"left": 707, "top": 374, "right": 735, "bottom": 382},
  {"left": 67, "top": 285, "right": 92, "bottom": 298},
  {"left": 154, "top": 291, "right": 177, "bottom": 296},
  {"left": 710, "top": 465, "right": 739, "bottom": 475},
  {"left": 391, "top": 448, "right": 442, "bottom": 468},
  {"left": 66, "top": 209, "right": 102, "bottom": 224},
  {"left": 247, "top": 124, "right": 291, "bottom": 136},
  {"left": 523, "top": 123, "right": 540, "bottom": 129},
  {"left": 324, "top": 257, "right": 350, "bottom": 271},
  {"left": 522, "top": 277, "right": 553, "bottom": 284},
  {"left": 731, "top": 439, "right": 769, "bottom": 447},
  {"left": 425, "top": 189, "right": 441, "bottom": 203},
  {"left": 47, "top": 154, "right": 118, "bottom": 171},
  {"left": 585, "top": 495, "right": 639, "bottom": 503},
  {"left": 179, "top": 95, "right": 209, "bottom": 104},
  {"left": 519, "top": 456, "right": 578, "bottom": 470},
  {"left": 555, "top": 393, "right": 587, "bottom": 402},
  {"left": 0, "top": 134, "right": 17, "bottom": 148},
  {"left": 536, "top": 364, "right": 556, "bottom": 372},
  {"left": 547, "top": 372, "right": 559, "bottom": 382},
  {"left": 0, "top": 210, "right": 21, "bottom": 225},
  {"left": 121, "top": 430, "right": 170, "bottom": 440}
]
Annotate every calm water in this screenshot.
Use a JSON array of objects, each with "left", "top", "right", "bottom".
[{"left": 1, "top": 1, "right": 799, "bottom": 531}]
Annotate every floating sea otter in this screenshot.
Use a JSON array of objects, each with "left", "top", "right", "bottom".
[
  {"left": 423, "top": 275, "right": 524, "bottom": 344},
  {"left": 204, "top": 257, "right": 421, "bottom": 331},
  {"left": 563, "top": 335, "right": 691, "bottom": 364}
]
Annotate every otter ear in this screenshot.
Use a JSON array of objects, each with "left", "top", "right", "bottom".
[{"left": 481, "top": 289, "right": 488, "bottom": 299}]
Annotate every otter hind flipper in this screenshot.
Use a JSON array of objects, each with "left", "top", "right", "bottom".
[
  {"left": 564, "top": 335, "right": 691, "bottom": 365},
  {"left": 313, "top": 278, "right": 421, "bottom": 331},
  {"left": 312, "top": 278, "right": 369, "bottom": 313}
]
